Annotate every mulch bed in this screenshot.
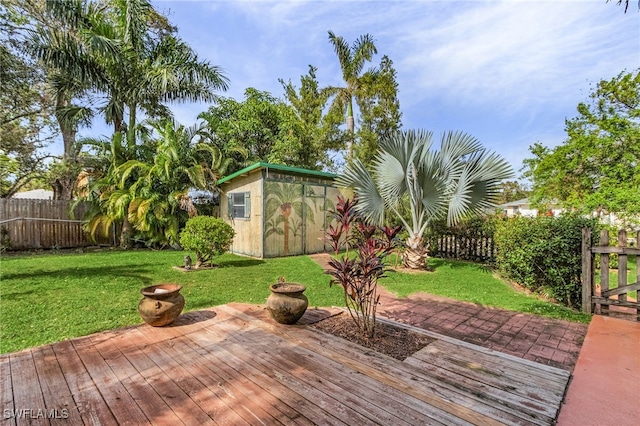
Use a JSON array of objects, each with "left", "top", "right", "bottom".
[{"left": 310, "top": 312, "right": 435, "bottom": 360}]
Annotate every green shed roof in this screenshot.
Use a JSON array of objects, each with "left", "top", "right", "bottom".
[{"left": 217, "top": 162, "right": 337, "bottom": 185}]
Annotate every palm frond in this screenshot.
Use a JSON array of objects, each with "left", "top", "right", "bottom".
[
  {"left": 337, "top": 160, "right": 385, "bottom": 225},
  {"left": 327, "top": 31, "right": 352, "bottom": 81},
  {"left": 350, "top": 33, "right": 377, "bottom": 78}
]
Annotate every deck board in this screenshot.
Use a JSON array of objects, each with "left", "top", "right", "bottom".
[
  {"left": 1, "top": 304, "right": 570, "bottom": 425},
  {"left": 71, "top": 337, "right": 151, "bottom": 426},
  {"left": 220, "top": 305, "right": 534, "bottom": 426},
  {"left": 52, "top": 340, "right": 117, "bottom": 425},
  {"left": 196, "top": 315, "right": 420, "bottom": 426},
  {"left": 31, "top": 345, "right": 83, "bottom": 426},
  {"left": 1, "top": 355, "right": 15, "bottom": 426},
  {"left": 405, "top": 341, "right": 566, "bottom": 402},
  {"left": 9, "top": 350, "right": 48, "bottom": 426},
  {"left": 89, "top": 333, "right": 186, "bottom": 426}
]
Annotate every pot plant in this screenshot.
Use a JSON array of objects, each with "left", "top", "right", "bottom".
[
  {"left": 138, "top": 283, "right": 185, "bottom": 327},
  {"left": 267, "top": 277, "right": 309, "bottom": 324}
]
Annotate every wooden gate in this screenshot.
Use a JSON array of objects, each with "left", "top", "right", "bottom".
[{"left": 582, "top": 228, "right": 640, "bottom": 320}]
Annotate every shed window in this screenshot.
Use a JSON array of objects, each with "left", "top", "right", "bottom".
[{"left": 228, "top": 192, "right": 250, "bottom": 219}]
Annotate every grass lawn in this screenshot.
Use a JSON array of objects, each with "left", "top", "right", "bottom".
[
  {"left": 383, "top": 258, "right": 590, "bottom": 323},
  {"left": 0, "top": 250, "right": 343, "bottom": 354},
  {"left": 597, "top": 256, "right": 637, "bottom": 299},
  {"left": 1, "top": 249, "right": 589, "bottom": 354}
]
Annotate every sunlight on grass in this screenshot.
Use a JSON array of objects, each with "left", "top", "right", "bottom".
[
  {"left": 1, "top": 250, "right": 591, "bottom": 354},
  {"left": 597, "top": 256, "right": 637, "bottom": 299},
  {"left": 0, "top": 250, "right": 342, "bottom": 353},
  {"left": 381, "top": 258, "right": 591, "bottom": 323}
]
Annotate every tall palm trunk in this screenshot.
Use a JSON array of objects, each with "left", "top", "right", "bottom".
[
  {"left": 120, "top": 215, "right": 132, "bottom": 248},
  {"left": 347, "top": 99, "right": 355, "bottom": 160},
  {"left": 56, "top": 95, "right": 78, "bottom": 161},
  {"left": 117, "top": 102, "right": 137, "bottom": 248},
  {"left": 53, "top": 94, "right": 78, "bottom": 200},
  {"left": 346, "top": 99, "right": 355, "bottom": 132},
  {"left": 346, "top": 99, "right": 355, "bottom": 160},
  {"left": 127, "top": 103, "right": 137, "bottom": 150}
]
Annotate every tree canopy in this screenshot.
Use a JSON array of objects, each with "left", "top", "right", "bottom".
[
  {"left": 354, "top": 55, "right": 402, "bottom": 164},
  {"left": 198, "top": 88, "right": 296, "bottom": 173},
  {"left": 523, "top": 69, "right": 640, "bottom": 219},
  {"left": 279, "top": 65, "right": 346, "bottom": 170},
  {"left": 0, "top": 1, "right": 58, "bottom": 197},
  {"left": 6, "top": 0, "right": 229, "bottom": 200},
  {"left": 495, "top": 181, "right": 530, "bottom": 205}
]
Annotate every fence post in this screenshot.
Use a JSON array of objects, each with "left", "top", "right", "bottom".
[
  {"left": 599, "top": 230, "right": 610, "bottom": 316},
  {"left": 637, "top": 232, "right": 640, "bottom": 322},
  {"left": 581, "top": 228, "right": 593, "bottom": 314},
  {"left": 618, "top": 230, "right": 628, "bottom": 303}
]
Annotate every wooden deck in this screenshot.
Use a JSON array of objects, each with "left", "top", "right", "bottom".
[{"left": 1, "top": 303, "right": 570, "bottom": 425}]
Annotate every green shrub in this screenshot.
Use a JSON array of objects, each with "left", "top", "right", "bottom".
[
  {"left": 179, "top": 216, "right": 235, "bottom": 268},
  {"left": 494, "top": 214, "right": 599, "bottom": 309}
]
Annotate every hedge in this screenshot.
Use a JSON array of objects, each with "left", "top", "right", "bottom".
[{"left": 494, "top": 214, "right": 599, "bottom": 309}]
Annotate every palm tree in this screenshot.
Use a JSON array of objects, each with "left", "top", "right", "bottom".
[
  {"left": 79, "top": 131, "right": 135, "bottom": 245},
  {"left": 325, "top": 31, "right": 378, "bottom": 160},
  {"left": 83, "top": 119, "right": 227, "bottom": 246},
  {"left": 337, "top": 130, "right": 513, "bottom": 269},
  {"left": 24, "top": 0, "right": 112, "bottom": 199},
  {"left": 118, "top": 120, "right": 220, "bottom": 245},
  {"left": 32, "top": 0, "right": 228, "bottom": 243},
  {"left": 32, "top": 0, "right": 229, "bottom": 149}
]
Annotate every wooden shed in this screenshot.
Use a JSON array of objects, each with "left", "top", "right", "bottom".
[{"left": 218, "top": 162, "right": 342, "bottom": 258}]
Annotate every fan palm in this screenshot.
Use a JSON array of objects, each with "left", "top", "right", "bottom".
[
  {"left": 325, "top": 31, "right": 378, "bottom": 159},
  {"left": 337, "top": 130, "right": 513, "bottom": 269}
]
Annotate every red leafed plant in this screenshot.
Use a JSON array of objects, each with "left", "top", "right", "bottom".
[
  {"left": 325, "top": 195, "right": 359, "bottom": 255},
  {"left": 325, "top": 195, "right": 402, "bottom": 338}
]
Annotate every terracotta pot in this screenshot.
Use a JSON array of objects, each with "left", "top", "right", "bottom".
[
  {"left": 138, "top": 284, "right": 185, "bottom": 327},
  {"left": 267, "top": 283, "right": 308, "bottom": 324}
]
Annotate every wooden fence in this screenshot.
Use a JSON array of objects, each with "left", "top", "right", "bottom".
[
  {"left": 429, "top": 232, "right": 496, "bottom": 263},
  {"left": 0, "top": 198, "right": 114, "bottom": 250},
  {"left": 582, "top": 228, "right": 640, "bottom": 320}
]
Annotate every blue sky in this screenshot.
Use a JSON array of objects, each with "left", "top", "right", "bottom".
[{"left": 79, "top": 0, "right": 639, "bottom": 176}]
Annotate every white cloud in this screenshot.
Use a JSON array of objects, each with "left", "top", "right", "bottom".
[{"left": 394, "top": 1, "right": 638, "bottom": 113}]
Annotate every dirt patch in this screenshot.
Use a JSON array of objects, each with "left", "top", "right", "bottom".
[
  {"left": 310, "top": 312, "right": 435, "bottom": 360},
  {"left": 172, "top": 264, "right": 219, "bottom": 272},
  {"left": 389, "top": 266, "right": 432, "bottom": 275}
]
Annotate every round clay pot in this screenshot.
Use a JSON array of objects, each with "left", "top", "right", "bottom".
[
  {"left": 138, "top": 284, "right": 185, "bottom": 327},
  {"left": 267, "top": 283, "right": 308, "bottom": 324}
]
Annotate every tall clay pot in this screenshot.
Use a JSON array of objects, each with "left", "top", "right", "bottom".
[
  {"left": 139, "top": 284, "right": 185, "bottom": 327},
  {"left": 267, "top": 283, "right": 308, "bottom": 324}
]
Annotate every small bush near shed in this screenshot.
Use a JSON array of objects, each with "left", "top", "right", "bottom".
[
  {"left": 179, "top": 216, "right": 235, "bottom": 268},
  {"left": 494, "top": 215, "right": 599, "bottom": 309}
]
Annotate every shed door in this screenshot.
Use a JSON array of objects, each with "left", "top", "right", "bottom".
[
  {"left": 303, "top": 184, "right": 328, "bottom": 254},
  {"left": 264, "top": 181, "right": 304, "bottom": 257}
]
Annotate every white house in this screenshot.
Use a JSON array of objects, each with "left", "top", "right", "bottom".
[
  {"left": 12, "top": 189, "right": 54, "bottom": 200},
  {"left": 496, "top": 198, "right": 563, "bottom": 217}
]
